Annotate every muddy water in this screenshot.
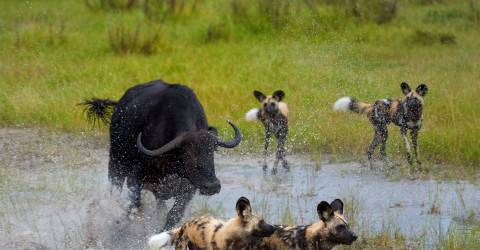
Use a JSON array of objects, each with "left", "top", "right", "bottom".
[{"left": 0, "top": 128, "right": 478, "bottom": 249}]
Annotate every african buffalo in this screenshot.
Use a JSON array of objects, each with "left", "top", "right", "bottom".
[{"left": 82, "top": 79, "right": 241, "bottom": 230}]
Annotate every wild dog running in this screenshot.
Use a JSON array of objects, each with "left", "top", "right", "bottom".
[
  {"left": 149, "top": 197, "right": 275, "bottom": 250},
  {"left": 334, "top": 82, "right": 428, "bottom": 167},
  {"left": 246, "top": 90, "right": 289, "bottom": 174},
  {"left": 246, "top": 199, "right": 357, "bottom": 250}
]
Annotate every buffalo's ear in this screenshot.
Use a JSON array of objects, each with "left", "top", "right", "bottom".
[
  {"left": 272, "top": 90, "right": 285, "bottom": 102},
  {"left": 401, "top": 82, "right": 411, "bottom": 95},
  {"left": 208, "top": 126, "right": 218, "bottom": 136},
  {"left": 317, "top": 201, "right": 334, "bottom": 222},
  {"left": 416, "top": 84, "right": 428, "bottom": 97},
  {"left": 236, "top": 196, "right": 252, "bottom": 219},
  {"left": 254, "top": 90, "right": 266, "bottom": 102},
  {"left": 330, "top": 199, "right": 344, "bottom": 214}
]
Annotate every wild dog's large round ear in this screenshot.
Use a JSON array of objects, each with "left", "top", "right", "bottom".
[
  {"left": 416, "top": 84, "right": 428, "bottom": 97},
  {"left": 401, "top": 82, "right": 412, "bottom": 95},
  {"left": 236, "top": 197, "right": 252, "bottom": 219},
  {"left": 272, "top": 90, "right": 285, "bottom": 102},
  {"left": 254, "top": 90, "right": 267, "bottom": 102},
  {"left": 330, "top": 199, "right": 344, "bottom": 214},
  {"left": 317, "top": 201, "right": 334, "bottom": 222}
]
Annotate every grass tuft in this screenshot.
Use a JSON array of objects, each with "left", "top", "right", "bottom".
[{"left": 108, "top": 21, "right": 161, "bottom": 55}]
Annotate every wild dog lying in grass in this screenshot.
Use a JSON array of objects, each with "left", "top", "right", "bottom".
[
  {"left": 246, "top": 199, "right": 357, "bottom": 250},
  {"left": 246, "top": 90, "right": 289, "bottom": 173},
  {"left": 149, "top": 197, "right": 275, "bottom": 250},
  {"left": 334, "top": 82, "right": 428, "bottom": 167}
]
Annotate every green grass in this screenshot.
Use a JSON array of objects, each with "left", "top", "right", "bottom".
[{"left": 0, "top": 0, "right": 479, "bottom": 168}]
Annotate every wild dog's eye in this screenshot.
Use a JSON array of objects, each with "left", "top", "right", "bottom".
[{"left": 336, "top": 225, "right": 346, "bottom": 231}]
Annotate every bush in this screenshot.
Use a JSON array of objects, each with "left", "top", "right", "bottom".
[
  {"left": 205, "top": 22, "right": 231, "bottom": 43},
  {"left": 409, "top": 29, "right": 456, "bottom": 46},
  {"left": 230, "top": 0, "right": 297, "bottom": 31},
  {"left": 84, "top": 0, "right": 139, "bottom": 11},
  {"left": 344, "top": 0, "right": 398, "bottom": 24},
  {"left": 143, "top": 0, "right": 199, "bottom": 20},
  {"left": 108, "top": 22, "right": 161, "bottom": 55},
  {"left": 414, "top": 0, "right": 444, "bottom": 5},
  {"left": 13, "top": 18, "right": 67, "bottom": 49},
  {"left": 470, "top": 0, "right": 480, "bottom": 24},
  {"left": 423, "top": 9, "right": 465, "bottom": 24}
]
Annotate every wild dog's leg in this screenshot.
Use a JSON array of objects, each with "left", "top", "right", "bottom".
[
  {"left": 263, "top": 126, "right": 272, "bottom": 171},
  {"left": 274, "top": 126, "right": 289, "bottom": 173},
  {"left": 367, "top": 125, "right": 383, "bottom": 168},
  {"left": 163, "top": 191, "right": 194, "bottom": 230},
  {"left": 379, "top": 125, "right": 389, "bottom": 166},
  {"left": 401, "top": 127, "right": 412, "bottom": 165},
  {"left": 411, "top": 128, "right": 421, "bottom": 165}
]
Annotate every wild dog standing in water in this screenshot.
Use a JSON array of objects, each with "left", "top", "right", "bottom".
[
  {"left": 246, "top": 90, "right": 289, "bottom": 173},
  {"left": 333, "top": 82, "right": 428, "bottom": 167},
  {"left": 149, "top": 197, "right": 275, "bottom": 250},
  {"left": 247, "top": 199, "right": 357, "bottom": 250}
]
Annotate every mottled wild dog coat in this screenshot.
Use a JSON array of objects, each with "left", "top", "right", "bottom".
[
  {"left": 245, "top": 90, "right": 289, "bottom": 173},
  {"left": 148, "top": 197, "right": 276, "bottom": 250},
  {"left": 247, "top": 199, "right": 357, "bottom": 250},
  {"left": 334, "top": 82, "right": 429, "bottom": 166}
]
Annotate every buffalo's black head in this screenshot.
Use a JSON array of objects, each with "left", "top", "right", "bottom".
[
  {"left": 136, "top": 121, "right": 241, "bottom": 195},
  {"left": 181, "top": 129, "right": 220, "bottom": 195}
]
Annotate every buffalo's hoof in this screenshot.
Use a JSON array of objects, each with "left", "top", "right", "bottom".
[
  {"left": 127, "top": 207, "right": 142, "bottom": 220},
  {"left": 262, "top": 164, "right": 268, "bottom": 172}
]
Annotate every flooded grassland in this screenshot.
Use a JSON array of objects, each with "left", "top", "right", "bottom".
[{"left": 0, "top": 128, "right": 478, "bottom": 249}]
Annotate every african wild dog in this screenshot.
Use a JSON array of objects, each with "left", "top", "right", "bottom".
[
  {"left": 333, "top": 82, "right": 428, "bottom": 167},
  {"left": 246, "top": 199, "right": 357, "bottom": 250},
  {"left": 148, "top": 197, "right": 276, "bottom": 250},
  {"left": 246, "top": 90, "right": 289, "bottom": 173}
]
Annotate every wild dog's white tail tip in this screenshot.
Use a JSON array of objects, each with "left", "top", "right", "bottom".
[
  {"left": 148, "top": 232, "right": 172, "bottom": 250},
  {"left": 245, "top": 108, "right": 259, "bottom": 121},
  {"left": 333, "top": 97, "right": 352, "bottom": 112}
]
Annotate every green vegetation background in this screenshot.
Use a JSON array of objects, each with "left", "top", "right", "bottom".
[{"left": 1, "top": 0, "right": 479, "bottom": 168}]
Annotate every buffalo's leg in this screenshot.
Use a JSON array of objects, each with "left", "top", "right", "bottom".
[
  {"left": 401, "top": 127, "right": 412, "bottom": 165},
  {"left": 163, "top": 191, "right": 195, "bottom": 230},
  {"left": 126, "top": 178, "right": 142, "bottom": 216},
  {"left": 263, "top": 127, "right": 272, "bottom": 171},
  {"left": 108, "top": 160, "right": 126, "bottom": 193},
  {"left": 411, "top": 128, "right": 421, "bottom": 165}
]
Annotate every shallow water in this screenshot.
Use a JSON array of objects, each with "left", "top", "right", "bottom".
[{"left": 0, "top": 128, "right": 478, "bottom": 249}]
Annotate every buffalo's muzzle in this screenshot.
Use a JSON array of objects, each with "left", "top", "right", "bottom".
[{"left": 199, "top": 179, "right": 221, "bottom": 195}]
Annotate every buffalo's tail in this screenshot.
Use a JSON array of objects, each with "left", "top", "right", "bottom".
[{"left": 79, "top": 98, "right": 118, "bottom": 126}]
